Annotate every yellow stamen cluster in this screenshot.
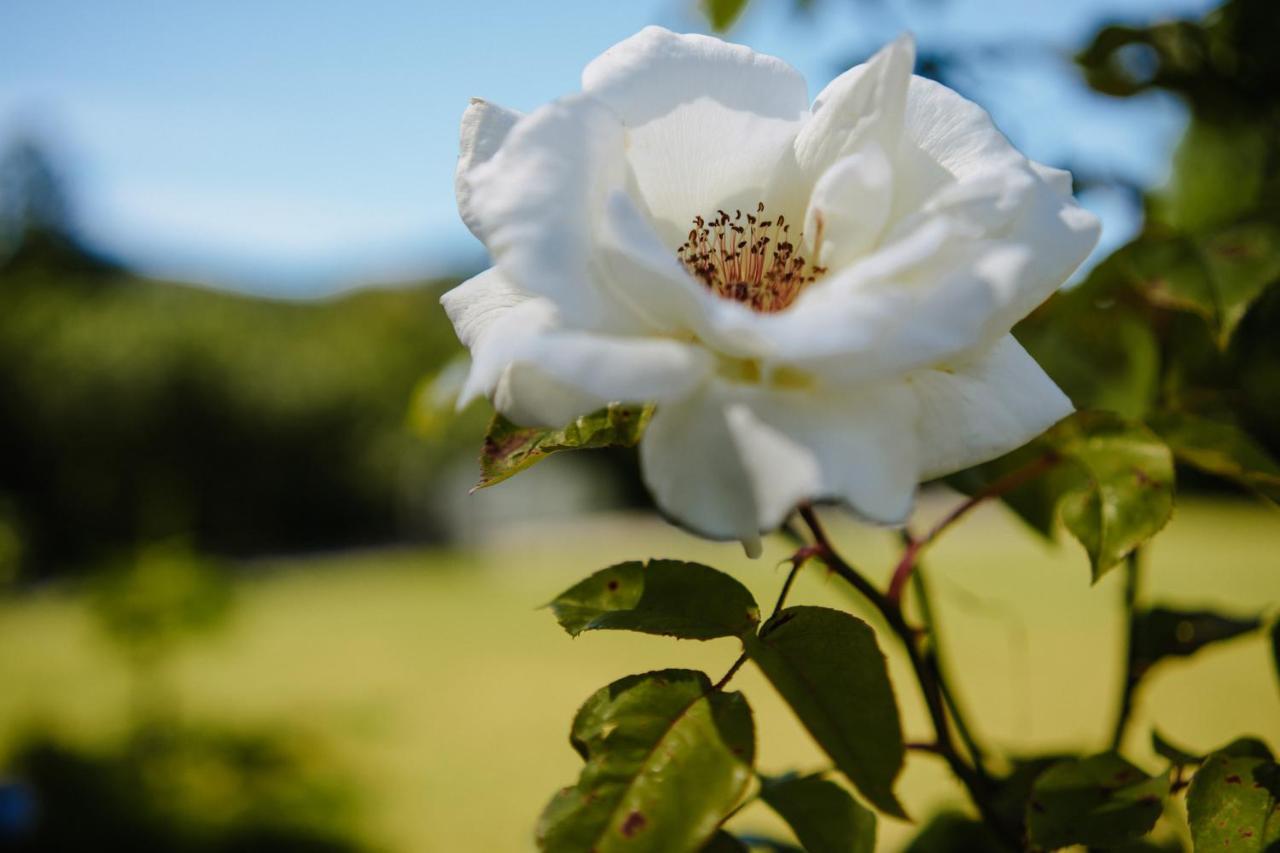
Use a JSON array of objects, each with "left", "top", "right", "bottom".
[{"left": 677, "top": 202, "right": 825, "bottom": 313}]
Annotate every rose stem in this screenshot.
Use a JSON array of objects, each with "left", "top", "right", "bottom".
[
  {"left": 1108, "top": 547, "right": 1144, "bottom": 750},
  {"left": 886, "top": 450, "right": 1063, "bottom": 605},
  {"left": 797, "top": 504, "right": 1019, "bottom": 848}
]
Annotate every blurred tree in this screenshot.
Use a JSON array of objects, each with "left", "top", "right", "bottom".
[
  {"left": 0, "top": 136, "right": 119, "bottom": 277},
  {"left": 0, "top": 271, "right": 476, "bottom": 579}
]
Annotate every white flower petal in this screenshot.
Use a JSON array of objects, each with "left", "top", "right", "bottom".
[
  {"left": 732, "top": 384, "right": 920, "bottom": 526},
  {"left": 892, "top": 75, "right": 1072, "bottom": 219},
  {"left": 467, "top": 305, "right": 715, "bottom": 426},
  {"left": 639, "top": 380, "right": 920, "bottom": 542},
  {"left": 990, "top": 187, "right": 1099, "bottom": 333},
  {"left": 762, "top": 161, "right": 1096, "bottom": 379},
  {"left": 794, "top": 34, "right": 915, "bottom": 180},
  {"left": 1030, "top": 161, "right": 1074, "bottom": 195},
  {"left": 466, "top": 93, "right": 641, "bottom": 332},
  {"left": 911, "top": 334, "right": 1073, "bottom": 479},
  {"left": 583, "top": 26, "right": 808, "bottom": 124},
  {"left": 582, "top": 26, "right": 809, "bottom": 235},
  {"left": 457, "top": 297, "right": 558, "bottom": 409},
  {"left": 494, "top": 362, "right": 611, "bottom": 429},
  {"left": 439, "top": 266, "right": 529, "bottom": 351},
  {"left": 594, "top": 190, "right": 711, "bottom": 332},
  {"left": 513, "top": 332, "right": 714, "bottom": 407},
  {"left": 455, "top": 98, "right": 523, "bottom": 241},
  {"left": 723, "top": 403, "right": 822, "bottom": 532},
  {"left": 887, "top": 160, "right": 1099, "bottom": 342},
  {"left": 640, "top": 384, "right": 761, "bottom": 543},
  {"left": 804, "top": 141, "right": 894, "bottom": 271},
  {"left": 748, "top": 220, "right": 1006, "bottom": 380},
  {"left": 901, "top": 75, "right": 1023, "bottom": 179}
]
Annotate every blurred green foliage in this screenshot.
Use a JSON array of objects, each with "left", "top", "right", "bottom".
[
  {"left": 2, "top": 723, "right": 364, "bottom": 853},
  {"left": 0, "top": 536, "right": 368, "bottom": 852},
  {"left": 88, "top": 541, "right": 234, "bottom": 666},
  {"left": 0, "top": 230, "right": 475, "bottom": 579},
  {"left": 999, "top": 0, "right": 1280, "bottom": 522}
]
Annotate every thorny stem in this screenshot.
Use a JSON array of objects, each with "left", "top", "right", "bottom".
[
  {"left": 797, "top": 504, "right": 1020, "bottom": 848},
  {"left": 712, "top": 653, "right": 748, "bottom": 692},
  {"left": 1109, "top": 548, "right": 1144, "bottom": 750},
  {"left": 771, "top": 546, "right": 819, "bottom": 620},
  {"left": 886, "top": 450, "right": 1062, "bottom": 605},
  {"left": 714, "top": 542, "right": 818, "bottom": 693}
]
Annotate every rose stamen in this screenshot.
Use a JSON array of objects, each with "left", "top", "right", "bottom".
[{"left": 676, "top": 202, "right": 826, "bottom": 313}]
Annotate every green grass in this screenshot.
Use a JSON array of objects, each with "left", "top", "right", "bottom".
[{"left": 1, "top": 498, "right": 1277, "bottom": 851}]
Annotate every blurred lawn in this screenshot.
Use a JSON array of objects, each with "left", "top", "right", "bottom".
[{"left": 1, "top": 495, "right": 1277, "bottom": 852}]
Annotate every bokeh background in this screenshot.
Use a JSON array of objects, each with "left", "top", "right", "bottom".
[{"left": 1, "top": 0, "right": 1277, "bottom": 850}]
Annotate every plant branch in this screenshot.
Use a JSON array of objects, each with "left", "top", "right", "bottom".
[
  {"left": 716, "top": 543, "right": 818, "bottom": 693},
  {"left": 797, "top": 505, "right": 902, "bottom": 628},
  {"left": 771, "top": 545, "right": 819, "bottom": 620},
  {"left": 1109, "top": 548, "right": 1144, "bottom": 750},
  {"left": 886, "top": 450, "right": 1062, "bottom": 605},
  {"left": 713, "top": 653, "right": 748, "bottom": 691},
  {"left": 797, "top": 505, "right": 1018, "bottom": 848}
]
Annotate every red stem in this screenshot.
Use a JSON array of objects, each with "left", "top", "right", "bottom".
[{"left": 886, "top": 450, "right": 1061, "bottom": 604}]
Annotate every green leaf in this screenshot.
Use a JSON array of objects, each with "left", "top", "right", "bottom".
[
  {"left": 1219, "top": 738, "right": 1275, "bottom": 761},
  {"left": 950, "top": 411, "right": 1175, "bottom": 580},
  {"left": 537, "top": 669, "right": 755, "bottom": 853},
  {"left": 744, "top": 607, "right": 905, "bottom": 817},
  {"left": 1015, "top": 263, "right": 1161, "bottom": 420},
  {"left": 1132, "top": 607, "right": 1261, "bottom": 677},
  {"left": 548, "top": 559, "right": 760, "bottom": 641},
  {"left": 1197, "top": 221, "right": 1280, "bottom": 343},
  {"left": 760, "top": 774, "right": 876, "bottom": 853},
  {"left": 1149, "top": 411, "right": 1280, "bottom": 503},
  {"left": 1054, "top": 413, "right": 1175, "bottom": 580},
  {"left": 475, "top": 403, "right": 652, "bottom": 490},
  {"left": 702, "top": 831, "right": 751, "bottom": 852},
  {"left": 1123, "top": 224, "right": 1280, "bottom": 347},
  {"left": 1026, "top": 753, "right": 1169, "bottom": 850},
  {"left": 990, "top": 755, "right": 1070, "bottom": 829},
  {"left": 1125, "top": 236, "right": 1218, "bottom": 325},
  {"left": 903, "top": 812, "right": 1006, "bottom": 853},
  {"left": 703, "top": 0, "right": 749, "bottom": 31},
  {"left": 1186, "top": 747, "right": 1280, "bottom": 853}
]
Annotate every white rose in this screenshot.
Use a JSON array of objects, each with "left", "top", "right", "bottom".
[{"left": 443, "top": 27, "right": 1099, "bottom": 554}]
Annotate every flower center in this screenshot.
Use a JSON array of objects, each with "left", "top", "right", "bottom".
[{"left": 676, "top": 202, "right": 826, "bottom": 313}]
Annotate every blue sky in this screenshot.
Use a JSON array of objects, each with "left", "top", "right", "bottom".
[{"left": 0, "top": 0, "right": 1217, "bottom": 295}]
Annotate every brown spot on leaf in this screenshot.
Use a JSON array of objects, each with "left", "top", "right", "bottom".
[
  {"left": 607, "top": 579, "right": 619, "bottom": 592},
  {"left": 485, "top": 432, "right": 528, "bottom": 459},
  {"left": 1226, "top": 774, "right": 1243, "bottom": 784},
  {"left": 621, "top": 811, "right": 648, "bottom": 838}
]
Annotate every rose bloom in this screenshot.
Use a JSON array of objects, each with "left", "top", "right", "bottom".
[{"left": 443, "top": 28, "right": 1099, "bottom": 555}]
